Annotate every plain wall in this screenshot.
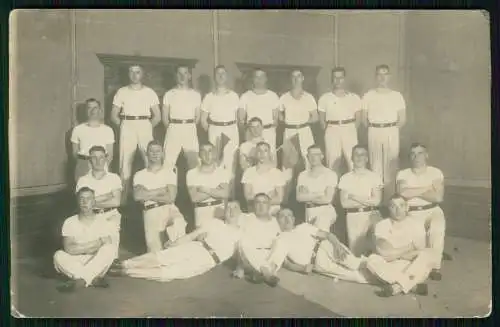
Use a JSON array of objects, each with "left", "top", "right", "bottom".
[{"left": 9, "top": 10, "right": 73, "bottom": 194}]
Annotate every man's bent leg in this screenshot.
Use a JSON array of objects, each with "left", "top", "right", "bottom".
[
  {"left": 143, "top": 207, "right": 167, "bottom": 253},
  {"left": 53, "top": 251, "right": 92, "bottom": 281},
  {"left": 79, "top": 244, "right": 116, "bottom": 286},
  {"left": 426, "top": 208, "right": 446, "bottom": 269},
  {"left": 396, "top": 249, "right": 433, "bottom": 294},
  {"left": 165, "top": 205, "right": 187, "bottom": 242}
]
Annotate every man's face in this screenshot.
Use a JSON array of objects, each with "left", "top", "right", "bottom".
[
  {"left": 254, "top": 196, "right": 271, "bottom": 217},
  {"left": 147, "top": 144, "right": 164, "bottom": 164},
  {"left": 277, "top": 209, "right": 295, "bottom": 231},
  {"left": 352, "top": 147, "right": 369, "bottom": 169},
  {"left": 307, "top": 148, "right": 323, "bottom": 167},
  {"left": 253, "top": 70, "right": 267, "bottom": 89},
  {"left": 332, "top": 71, "right": 346, "bottom": 89},
  {"left": 225, "top": 201, "right": 242, "bottom": 226},
  {"left": 388, "top": 198, "right": 408, "bottom": 221},
  {"left": 376, "top": 67, "right": 390, "bottom": 87},
  {"left": 248, "top": 121, "right": 263, "bottom": 139},
  {"left": 177, "top": 67, "right": 191, "bottom": 85},
  {"left": 256, "top": 144, "right": 271, "bottom": 163},
  {"left": 200, "top": 145, "right": 215, "bottom": 165},
  {"left": 215, "top": 67, "right": 228, "bottom": 87},
  {"left": 291, "top": 70, "right": 304, "bottom": 89},
  {"left": 129, "top": 66, "right": 143, "bottom": 84},
  {"left": 89, "top": 150, "right": 107, "bottom": 171},
  {"left": 410, "top": 146, "right": 428, "bottom": 168},
  {"left": 87, "top": 101, "right": 101, "bottom": 122},
  {"left": 78, "top": 191, "right": 95, "bottom": 213}
]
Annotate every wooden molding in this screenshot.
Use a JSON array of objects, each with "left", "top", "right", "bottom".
[
  {"left": 96, "top": 53, "right": 198, "bottom": 69},
  {"left": 235, "top": 62, "right": 321, "bottom": 76}
]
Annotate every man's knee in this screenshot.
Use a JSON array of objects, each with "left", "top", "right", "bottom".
[{"left": 53, "top": 250, "right": 68, "bottom": 265}]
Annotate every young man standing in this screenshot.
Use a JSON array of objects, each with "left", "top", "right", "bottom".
[
  {"left": 133, "top": 140, "right": 187, "bottom": 253},
  {"left": 339, "top": 144, "right": 383, "bottom": 256},
  {"left": 54, "top": 187, "right": 118, "bottom": 292}
]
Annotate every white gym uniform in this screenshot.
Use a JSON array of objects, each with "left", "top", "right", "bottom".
[{"left": 241, "top": 166, "right": 286, "bottom": 215}]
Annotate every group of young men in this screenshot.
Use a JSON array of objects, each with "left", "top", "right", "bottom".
[{"left": 54, "top": 62, "right": 449, "bottom": 298}]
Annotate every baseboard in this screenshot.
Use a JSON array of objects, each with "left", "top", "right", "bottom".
[
  {"left": 444, "top": 179, "right": 491, "bottom": 188},
  {"left": 10, "top": 184, "right": 68, "bottom": 198}
]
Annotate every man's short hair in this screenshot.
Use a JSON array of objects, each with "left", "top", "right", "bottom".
[
  {"left": 248, "top": 117, "right": 263, "bottom": 125},
  {"left": 129, "top": 64, "right": 143, "bottom": 71},
  {"left": 389, "top": 194, "right": 406, "bottom": 203},
  {"left": 77, "top": 186, "right": 95, "bottom": 198},
  {"left": 256, "top": 141, "right": 271, "bottom": 150},
  {"left": 331, "top": 66, "right": 346, "bottom": 78},
  {"left": 85, "top": 98, "right": 101, "bottom": 107},
  {"left": 214, "top": 65, "right": 226, "bottom": 73},
  {"left": 200, "top": 142, "right": 215, "bottom": 151},
  {"left": 351, "top": 144, "right": 369, "bottom": 157},
  {"left": 88, "top": 145, "right": 106, "bottom": 155},
  {"left": 375, "top": 64, "right": 390, "bottom": 73},
  {"left": 176, "top": 64, "right": 190, "bottom": 73},
  {"left": 147, "top": 140, "right": 163, "bottom": 152},
  {"left": 307, "top": 144, "right": 323, "bottom": 153},
  {"left": 253, "top": 68, "right": 266, "bottom": 76},
  {"left": 254, "top": 193, "right": 271, "bottom": 201},
  {"left": 410, "top": 142, "right": 427, "bottom": 151},
  {"left": 291, "top": 69, "right": 303, "bottom": 76}
]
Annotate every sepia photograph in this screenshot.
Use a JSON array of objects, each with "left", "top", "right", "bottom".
[{"left": 9, "top": 9, "right": 491, "bottom": 318}]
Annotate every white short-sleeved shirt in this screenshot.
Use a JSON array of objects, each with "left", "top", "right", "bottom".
[
  {"left": 203, "top": 218, "right": 242, "bottom": 261},
  {"left": 61, "top": 214, "right": 117, "bottom": 243},
  {"left": 112, "top": 86, "right": 160, "bottom": 116},
  {"left": 241, "top": 166, "right": 286, "bottom": 195},
  {"left": 318, "top": 92, "right": 362, "bottom": 121},
  {"left": 239, "top": 90, "right": 280, "bottom": 125},
  {"left": 71, "top": 123, "right": 115, "bottom": 156},
  {"left": 297, "top": 167, "right": 338, "bottom": 198},
  {"left": 396, "top": 166, "right": 444, "bottom": 206},
  {"left": 338, "top": 170, "right": 383, "bottom": 199},
  {"left": 186, "top": 166, "right": 232, "bottom": 203},
  {"left": 201, "top": 90, "right": 240, "bottom": 122},
  {"left": 361, "top": 89, "right": 406, "bottom": 124},
  {"left": 76, "top": 172, "right": 122, "bottom": 197},
  {"left": 133, "top": 167, "right": 177, "bottom": 206},
  {"left": 239, "top": 213, "right": 281, "bottom": 249},
  {"left": 279, "top": 91, "right": 317, "bottom": 125},
  {"left": 163, "top": 88, "right": 202, "bottom": 120},
  {"left": 286, "top": 223, "right": 320, "bottom": 265},
  {"left": 374, "top": 218, "right": 426, "bottom": 252}
]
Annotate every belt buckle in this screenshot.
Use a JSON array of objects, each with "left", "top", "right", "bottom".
[
  {"left": 181, "top": 119, "right": 187, "bottom": 123},
  {"left": 358, "top": 207, "right": 363, "bottom": 213},
  {"left": 417, "top": 206, "right": 423, "bottom": 210},
  {"left": 132, "top": 116, "right": 138, "bottom": 120}
]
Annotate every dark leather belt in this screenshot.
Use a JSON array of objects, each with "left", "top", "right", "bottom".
[
  {"left": 77, "top": 154, "right": 89, "bottom": 160},
  {"left": 121, "top": 115, "right": 150, "bottom": 120},
  {"left": 170, "top": 118, "right": 195, "bottom": 124},
  {"left": 93, "top": 207, "right": 118, "bottom": 214},
  {"left": 345, "top": 206, "right": 379, "bottom": 213},
  {"left": 409, "top": 203, "right": 438, "bottom": 211},
  {"left": 284, "top": 122, "right": 309, "bottom": 129},
  {"left": 201, "top": 240, "right": 221, "bottom": 264},
  {"left": 305, "top": 203, "right": 330, "bottom": 209},
  {"left": 327, "top": 118, "right": 356, "bottom": 125},
  {"left": 209, "top": 119, "right": 236, "bottom": 126},
  {"left": 262, "top": 124, "right": 274, "bottom": 129},
  {"left": 310, "top": 240, "right": 322, "bottom": 265},
  {"left": 194, "top": 200, "right": 223, "bottom": 208},
  {"left": 369, "top": 122, "right": 397, "bottom": 128},
  {"left": 144, "top": 202, "right": 168, "bottom": 211}
]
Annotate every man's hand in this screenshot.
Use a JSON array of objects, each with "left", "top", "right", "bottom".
[
  {"left": 198, "top": 186, "right": 210, "bottom": 194},
  {"left": 100, "top": 236, "right": 112, "bottom": 245},
  {"left": 195, "top": 232, "right": 208, "bottom": 242},
  {"left": 164, "top": 240, "right": 174, "bottom": 248}
]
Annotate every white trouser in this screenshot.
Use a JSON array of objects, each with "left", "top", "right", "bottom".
[
  {"left": 305, "top": 204, "right": 337, "bottom": 232},
  {"left": 143, "top": 205, "right": 187, "bottom": 253},
  {"left": 366, "top": 249, "right": 433, "bottom": 293},
  {"left": 194, "top": 203, "right": 225, "bottom": 228},
  {"left": 97, "top": 211, "right": 122, "bottom": 259},
  {"left": 238, "top": 238, "right": 283, "bottom": 274},
  {"left": 125, "top": 242, "right": 217, "bottom": 282},
  {"left": 408, "top": 207, "right": 446, "bottom": 269},
  {"left": 346, "top": 210, "right": 382, "bottom": 257},
  {"left": 283, "top": 126, "right": 315, "bottom": 169},
  {"left": 261, "top": 127, "right": 277, "bottom": 151},
  {"left": 53, "top": 244, "right": 116, "bottom": 287},
  {"left": 119, "top": 120, "right": 153, "bottom": 181},
  {"left": 208, "top": 124, "right": 239, "bottom": 171},
  {"left": 324, "top": 124, "right": 358, "bottom": 175},
  {"left": 368, "top": 126, "right": 399, "bottom": 200},
  {"left": 163, "top": 123, "right": 199, "bottom": 169}
]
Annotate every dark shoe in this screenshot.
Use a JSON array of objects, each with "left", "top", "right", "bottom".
[
  {"left": 246, "top": 273, "right": 264, "bottom": 284},
  {"left": 91, "top": 277, "right": 110, "bottom": 288},
  {"left": 411, "top": 283, "right": 429, "bottom": 296},
  {"left": 375, "top": 285, "right": 394, "bottom": 298},
  {"left": 429, "top": 269, "right": 442, "bottom": 281},
  {"left": 263, "top": 275, "right": 280, "bottom": 288},
  {"left": 442, "top": 252, "right": 453, "bottom": 261},
  {"left": 56, "top": 278, "right": 85, "bottom": 293}
]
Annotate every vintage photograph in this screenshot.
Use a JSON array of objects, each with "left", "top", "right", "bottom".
[{"left": 9, "top": 9, "right": 491, "bottom": 317}]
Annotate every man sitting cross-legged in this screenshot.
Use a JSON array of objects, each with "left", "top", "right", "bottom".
[
  {"left": 53, "top": 187, "right": 119, "bottom": 292},
  {"left": 243, "top": 208, "right": 372, "bottom": 287},
  {"left": 366, "top": 195, "right": 433, "bottom": 297},
  {"left": 108, "top": 202, "right": 243, "bottom": 282}
]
